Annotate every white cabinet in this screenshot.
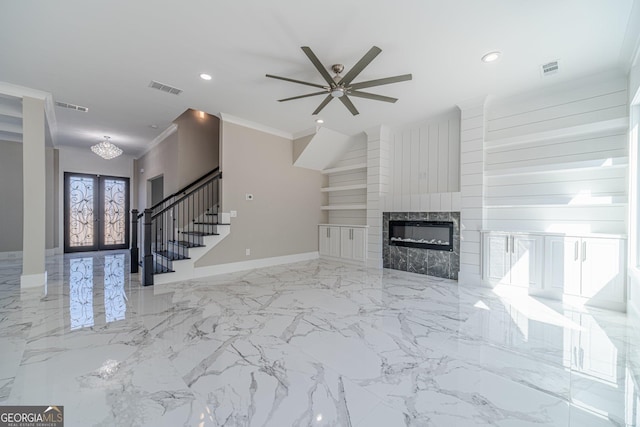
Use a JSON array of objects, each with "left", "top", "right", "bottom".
[
  {"left": 544, "top": 236, "right": 625, "bottom": 308},
  {"left": 340, "top": 227, "right": 366, "bottom": 262},
  {"left": 319, "top": 225, "right": 340, "bottom": 258},
  {"left": 483, "top": 232, "right": 543, "bottom": 288},
  {"left": 319, "top": 224, "right": 367, "bottom": 263}
]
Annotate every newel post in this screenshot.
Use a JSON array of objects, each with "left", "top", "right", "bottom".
[
  {"left": 143, "top": 208, "right": 154, "bottom": 286},
  {"left": 130, "top": 209, "right": 139, "bottom": 273}
]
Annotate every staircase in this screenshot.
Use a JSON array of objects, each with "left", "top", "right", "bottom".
[{"left": 131, "top": 168, "right": 230, "bottom": 285}]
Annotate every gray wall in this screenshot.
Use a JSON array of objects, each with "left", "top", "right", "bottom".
[
  {"left": 175, "top": 109, "right": 220, "bottom": 189},
  {"left": 0, "top": 141, "right": 57, "bottom": 252},
  {"left": 195, "top": 122, "right": 324, "bottom": 266},
  {"left": 0, "top": 141, "right": 24, "bottom": 251},
  {"left": 135, "top": 110, "right": 220, "bottom": 211},
  {"left": 136, "top": 131, "right": 179, "bottom": 209}
]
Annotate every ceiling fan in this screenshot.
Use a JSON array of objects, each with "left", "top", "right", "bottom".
[{"left": 266, "top": 46, "right": 412, "bottom": 116}]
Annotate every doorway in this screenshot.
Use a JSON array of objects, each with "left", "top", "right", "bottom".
[
  {"left": 149, "top": 175, "right": 164, "bottom": 213},
  {"left": 64, "top": 173, "right": 130, "bottom": 253}
]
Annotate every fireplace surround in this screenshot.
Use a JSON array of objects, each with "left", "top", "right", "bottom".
[{"left": 383, "top": 212, "right": 460, "bottom": 280}]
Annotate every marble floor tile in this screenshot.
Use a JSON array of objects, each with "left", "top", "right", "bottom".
[{"left": 1, "top": 251, "right": 640, "bottom": 426}]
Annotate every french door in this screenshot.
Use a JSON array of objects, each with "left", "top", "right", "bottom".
[{"left": 64, "top": 173, "right": 130, "bottom": 253}]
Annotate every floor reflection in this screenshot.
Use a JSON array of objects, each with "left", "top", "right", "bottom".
[{"left": 68, "top": 253, "right": 127, "bottom": 330}]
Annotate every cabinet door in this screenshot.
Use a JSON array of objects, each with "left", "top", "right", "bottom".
[
  {"left": 351, "top": 228, "right": 367, "bottom": 262},
  {"left": 580, "top": 238, "right": 625, "bottom": 304},
  {"left": 544, "top": 236, "right": 581, "bottom": 296},
  {"left": 328, "top": 227, "right": 341, "bottom": 258},
  {"left": 340, "top": 228, "right": 354, "bottom": 259},
  {"left": 483, "top": 233, "right": 510, "bottom": 284},
  {"left": 319, "top": 226, "right": 330, "bottom": 256},
  {"left": 510, "top": 235, "right": 543, "bottom": 288}
]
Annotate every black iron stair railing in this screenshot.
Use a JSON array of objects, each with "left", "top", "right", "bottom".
[{"left": 130, "top": 167, "right": 222, "bottom": 286}]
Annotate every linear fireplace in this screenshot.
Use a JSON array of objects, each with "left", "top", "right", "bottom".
[{"left": 389, "top": 220, "right": 454, "bottom": 251}]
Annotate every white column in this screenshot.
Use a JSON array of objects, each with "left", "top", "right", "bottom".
[
  {"left": 456, "top": 98, "right": 487, "bottom": 285},
  {"left": 21, "top": 96, "right": 47, "bottom": 289},
  {"left": 365, "top": 125, "right": 391, "bottom": 268}
]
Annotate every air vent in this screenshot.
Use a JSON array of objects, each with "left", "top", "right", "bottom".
[
  {"left": 149, "top": 80, "right": 183, "bottom": 95},
  {"left": 55, "top": 101, "right": 89, "bottom": 112},
  {"left": 541, "top": 60, "right": 559, "bottom": 76}
]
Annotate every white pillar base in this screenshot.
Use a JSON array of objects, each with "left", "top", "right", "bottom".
[{"left": 20, "top": 271, "right": 47, "bottom": 289}]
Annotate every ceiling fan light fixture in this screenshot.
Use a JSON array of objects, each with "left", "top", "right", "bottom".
[{"left": 330, "top": 88, "right": 345, "bottom": 98}]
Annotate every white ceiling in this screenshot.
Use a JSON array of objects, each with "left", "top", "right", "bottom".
[{"left": 0, "top": 0, "right": 638, "bottom": 157}]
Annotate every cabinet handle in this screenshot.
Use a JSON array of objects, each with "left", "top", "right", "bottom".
[
  {"left": 327, "top": 228, "right": 330, "bottom": 238},
  {"left": 574, "top": 241, "right": 579, "bottom": 261},
  {"left": 511, "top": 236, "right": 515, "bottom": 254},
  {"left": 582, "top": 241, "right": 587, "bottom": 262},
  {"left": 505, "top": 236, "right": 509, "bottom": 253}
]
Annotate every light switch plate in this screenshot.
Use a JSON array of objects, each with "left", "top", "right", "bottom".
[{"left": 230, "top": 210, "right": 237, "bottom": 217}]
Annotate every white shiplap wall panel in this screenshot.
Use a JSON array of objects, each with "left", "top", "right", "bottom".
[
  {"left": 484, "top": 74, "right": 628, "bottom": 235},
  {"left": 387, "top": 112, "right": 461, "bottom": 212},
  {"left": 487, "top": 75, "right": 628, "bottom": 141}
]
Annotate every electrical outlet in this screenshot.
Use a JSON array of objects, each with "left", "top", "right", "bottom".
[
  {"left": 245, "top": 248, "right": 250, "bottom": 256},
  {"left": 246, "top": 193, "right": 254, "bottom": 201},
  {"left": 230, "top": 210, "right": 237, "bottom": 218}
]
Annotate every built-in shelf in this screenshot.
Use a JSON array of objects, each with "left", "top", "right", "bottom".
[
  {"left": 321, "top": 204, "right": 367, "bottom": 211},
  {"left": 321, "top": 184, "right": 367, "bottom": 193},
  {"left": 484, "top": 156, "right": 628, "bottom": 177},
  {"left": 485, "top": 117, "right": 629, "bottom": 149},
  {"left": 321, "top": 163, "right": 367, "bottom": 174}
]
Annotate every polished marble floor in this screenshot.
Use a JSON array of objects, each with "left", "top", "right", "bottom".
[{"left": 2, "top": 251, "right": 640, "bottom": 426}]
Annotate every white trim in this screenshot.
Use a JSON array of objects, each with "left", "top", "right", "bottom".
[
  {"left": 137, "top": 123, "right": 178, "bottom": 158},
  {"left": 20, "top": 271, "right": 47, "bottom": 289},
  {"left": 292, "top": 127, "right": 316, "bottom": 140},
  {"left": 0, "top": 81, "right": 50, "bottom": 100},
  {"left": 44, "top": 95, "right": 58, "bottom": 148},
  {"left": 220, "top": 113, "right": 293, "bottom": 140},
  {"left": 193, "top": 252, "right": 319, "bottom": 278}
]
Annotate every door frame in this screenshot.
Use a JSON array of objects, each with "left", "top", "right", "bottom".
[{"left": 64, "top": 172, "right": 130, "bottom": 253}]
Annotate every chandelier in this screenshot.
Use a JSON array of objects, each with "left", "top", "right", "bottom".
[{"left": 91, "top": 136, "right": 123, "bottom": 160}]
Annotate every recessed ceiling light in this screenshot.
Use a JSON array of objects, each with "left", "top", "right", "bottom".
[
  {"left": 149, "top": 124, "right": 158, "bottom": 129},
  {"left": 315, "top": 119, "right": 324, "bottom": 124},
  {"left": 481, "top": 51, "right": 501, "bottom": 63},
  {"left": 200, "top": 73, "right": 212, "bottom": 81}
]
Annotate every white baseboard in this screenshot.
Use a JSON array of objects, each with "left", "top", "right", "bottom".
[
  {"left": 194, "top": 251, "right": 319, "bottom": 279},
  {"left": 20, "top": 271, "right": 47, "bottom": 289}
]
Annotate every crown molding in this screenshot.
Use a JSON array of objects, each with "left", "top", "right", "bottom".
[
  {"left": 137, "top": 123, "right": 178, "bottom": 159},
  {"left": 219, "top": 113, "right": 292, "bottom": 140}
]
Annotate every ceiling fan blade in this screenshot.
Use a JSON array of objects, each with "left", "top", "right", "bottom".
[
  {"left": 348, "top": 91, "right": 397, "bottom": 103},
  {"left": 340, "top": 96, "right": 359, "bottom": 116},
  {"left": 301, "top": 47, "right": 335, "bottom": 86},
  {"left": 312, "top": 95, "right": 334, "bottom": 115},
  {"left": 266, "top": 74, "right": 327, "bottom": 89},
  {"left": 278, "top": 91, "right": 327, "bottom": 102},
  {"left": 349, "top": 74, "right": 413, "bottom": 90},
  {"left": 339, "top": 46, "right": 382, "bottom": 85}
]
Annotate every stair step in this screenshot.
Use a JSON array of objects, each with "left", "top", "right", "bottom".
[
  {"left": 155, "top": 250, "right": 190, "bottom": 261},
  {"left": 205, "top": 212, "right": 218, "bottom": 216},
  {"left": 154, "top": 263, "right": 174, "bottom": 274},
  {"left": 192, "top": 222, "right": 218, "bottom": 225},
  {"left": 169, "top": 240, "right": 205, "bottom": 248},
  {"left": 182, "top": 231, "right": 219, "bottom": 236}
]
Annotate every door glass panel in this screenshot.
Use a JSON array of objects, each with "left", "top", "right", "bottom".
[
  {"left": 103, "top": 178, "right": 127, "bottom": 245},
  {"left": 69, "top": 176, "right": 95, "bottom": 248}
]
